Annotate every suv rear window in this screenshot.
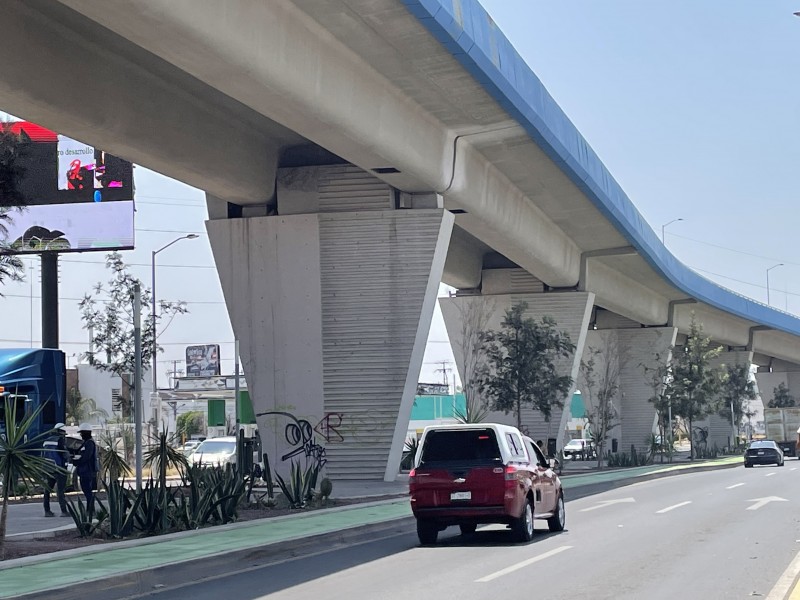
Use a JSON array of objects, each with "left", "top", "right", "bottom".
[{"left": 419, "top": 429, "right": 502, "bottom": 464}]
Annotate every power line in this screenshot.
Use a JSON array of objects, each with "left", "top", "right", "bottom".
[{"left": 668, "top": 232, "right": 800, "bottom": 267}]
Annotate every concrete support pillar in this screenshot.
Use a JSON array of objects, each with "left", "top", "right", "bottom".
[
  {"left": 440, "top": 285, "right": 594, "bottom": 452},
  {"left": 580, "top": 327, "right": 677, "bottom": 454},
  {"left": 755, "top": 360, "right": 800, "bottom": 406},
  {"left": 207, "top": 206, "right": 453, "bottom": 482},
  {"left": 697, "top": 350, "right": 753, "bottom": 450}
]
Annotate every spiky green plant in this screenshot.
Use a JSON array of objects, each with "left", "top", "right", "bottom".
[
  {"left": 0, "top": 397, "right": 60, "bottom": 557},
  {"left": 97, "top": 430, "right": 132, "bottom": 487},
  {"left": 144, "top": 430, "right": 190, "bottom": 488},
  {"left": 275, "top": 461, "right": 319, "bottom": 509}
]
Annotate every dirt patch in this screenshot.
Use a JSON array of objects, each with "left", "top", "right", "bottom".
[{"left": 1, "top": 494, "right": 407, "bottom": 563}]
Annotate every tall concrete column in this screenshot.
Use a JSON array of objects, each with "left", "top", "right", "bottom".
[
  {"left": 207, "top": 167, "right": 453, "bottom": 481},
  {"left": 580, "top": 327, "right": 677, "bottom": 453},
  {"left": 697, "top": 350, "right": 753, "bottom": 450},
  {"left": 755, "top": 360, "right": 800, "bottom": 407},
  {"left": 441, "top": 274, "right": 594, "bottom": 451}
]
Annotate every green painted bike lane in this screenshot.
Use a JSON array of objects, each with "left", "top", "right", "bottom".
[{"left": 0, "top": 500, "right": 412, "bottom": 599}]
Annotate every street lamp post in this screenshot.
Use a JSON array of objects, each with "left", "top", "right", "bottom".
[
  {"left": 151, "top": 234, "right": 199, "bottom": 431},
  {"left": 661, "top": 218, "right": 684, "bottom": 245},
  {"left": 766, "top": 263, "right": 784, "bottom": 306}
]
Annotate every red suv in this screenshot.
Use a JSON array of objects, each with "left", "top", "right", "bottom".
[{"left": 408, "top": 423, "right": 565, "bottom": 545}]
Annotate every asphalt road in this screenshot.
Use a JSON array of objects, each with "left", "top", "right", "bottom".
[{"left": 111, "top": 462, "right": 800, "bottom": 600}]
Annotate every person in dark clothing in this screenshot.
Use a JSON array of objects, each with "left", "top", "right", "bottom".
[
  {"left": 42, "top": 423, "right": 69, "bottom": 517},
  {"left": 73, "top": 423, "right": 98, "bottom": 515}
]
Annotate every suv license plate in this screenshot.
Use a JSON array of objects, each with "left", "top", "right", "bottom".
[
  {"left": 758, "top": 451, "right": 764, "bottom": 455},
  {"left": 451, "top": 491, "right": 471, "bottom": 501}
]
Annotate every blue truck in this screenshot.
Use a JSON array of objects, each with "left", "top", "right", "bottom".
[{"left": 0, "top": 348, "right": 66, "bottom": 439}]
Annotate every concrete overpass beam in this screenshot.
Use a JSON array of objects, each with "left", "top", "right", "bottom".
[
  {"left": 440, "top": 290, "right": 595, "bottom": 451},
  {"left": 1, "top": 0, "right": 277, "bottom": 205},
  {"left": 583, "top": 260, "right": 669, "bottom": 326},
  {"left": 207, "top": 196, "right": 454, "bottom": 482}
]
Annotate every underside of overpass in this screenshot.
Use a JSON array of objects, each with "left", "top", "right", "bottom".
[{"left": 2, "top": 0, "right": 799, "bottom": 479}]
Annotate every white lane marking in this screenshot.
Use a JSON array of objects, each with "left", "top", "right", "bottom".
[
  {"left": 726, "top": 483, "right": 745, "bottom": 489},
  {"left": 766, "top": 547, "right": 800, "bottom": 600},
  {"left": 475, "top": 546, "right": 573, "bottom": 582},
  {"left": 766, "top": 472, "right": 777, "bottom": 477},
  {"left": 656, "top": 501, "right": 692, "bottom": 514},
  {"left": 791, "top": 467, "right": 797, "bottom": 472},
  {"left": 579, "top": 498, "right": 636, "bottom": 512},
  {"left": 747, "top": 496, "right": 789, "bottom": 511}
]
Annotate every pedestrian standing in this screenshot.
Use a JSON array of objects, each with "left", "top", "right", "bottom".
[
  {"left": 73, "top": 423, "right": 98, "bottom": 515},
  {"left": 42, "top": 423, "right": 69, "bottom": 517}
]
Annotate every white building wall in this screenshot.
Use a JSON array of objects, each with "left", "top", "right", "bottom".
[{"left": 75, "top": 364, "right": 152, "bottom": 424}]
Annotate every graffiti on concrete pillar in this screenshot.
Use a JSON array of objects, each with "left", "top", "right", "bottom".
[
  {"left": 258, "top": 411, "right": 327, "bottom": 469},
  {"left": 314, "top": 412, "right": 344, "bottom": 443}
]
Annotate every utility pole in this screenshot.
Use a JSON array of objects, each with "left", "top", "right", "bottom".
[{"left": 435, "top": 360, "right": 452, "bottom": 389}]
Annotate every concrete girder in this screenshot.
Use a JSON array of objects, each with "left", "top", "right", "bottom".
[
  {"left": 583, "top": 259, "right": 669, "bottom": 326},
  {"left": 55, "top": 0, "right": 583, "bottom": 289},
  {"left": 751, "top": 329, "right": 800, "bottom": 366},
  {"left": 671, "top": 304, "right": 752, "bottom": 348},
  {"left": 1, "top": 0, "right": 283, "bottom": 205}
]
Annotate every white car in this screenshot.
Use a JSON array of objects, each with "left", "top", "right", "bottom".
[
  {"left": 191, "top": 437, "right": 237, "bottom": 467},
  {"left": 563, "top": 438, "right": 596, "bottom": 460}
]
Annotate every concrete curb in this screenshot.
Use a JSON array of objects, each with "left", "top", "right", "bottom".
[
  {"left": 10, "top": 519, "right": 416, "bottom": 600},
  {"left": 0, "top": 496, "right": 408, "bottom": 572},
  {"left": 7, "top": 523, "right": 74, "bottom": 542}
]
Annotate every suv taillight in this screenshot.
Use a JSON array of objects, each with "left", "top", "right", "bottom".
[{"left": 504, "top": 465, "right": 518, "bottom": 488}]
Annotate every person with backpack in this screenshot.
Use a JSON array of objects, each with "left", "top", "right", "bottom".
[
  {"left": 42, "top": 423, "right": 69, "bottom": 517},
  {"left": 73, "top": 423, "right": 99, "bottom": 515}
]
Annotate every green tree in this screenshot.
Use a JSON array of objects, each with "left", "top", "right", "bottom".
[
  {"left": 0, "top": 397, "right": 59, "bottom": 558},
  {"left": 65, "top": 387, "right": 109, "bottom": 425},
  {"left": 580, "top": 333, "right": 626, "bottom": 468},
  {"left": 768, "top": 382, "right": 795, "bottom": 408},
  {"left": 176, "top": 410, "right": 205, "bottom": 440},
  {"left": 0, "top": 123, "right": 27, "bottom": 286},
  {"left": 641, "top": 340, "right": 676, "bottom": 463},
  {"left": 478, "top": 302, "right": 575, "bottom": 429},
  {"left": 670, "top": 317, "right": 722, "bottom": 460},
  {"left": 78, "top": 252, "right": 188, "bottom": 416},
  {"left": 717, "top": 364, "right": 757, "bottom": 446}
]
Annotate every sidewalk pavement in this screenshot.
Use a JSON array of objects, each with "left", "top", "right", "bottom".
[{"left": 0, "top": 456, "right": 741, "bottom": 600}]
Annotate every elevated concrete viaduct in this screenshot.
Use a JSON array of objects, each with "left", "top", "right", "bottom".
[{"left": 3, "top": 0, "right": 799, "bottom": 479}]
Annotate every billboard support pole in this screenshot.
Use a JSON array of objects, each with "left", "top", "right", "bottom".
[{"left": 41, "top": 252, "right": 59, "bottom": 348}]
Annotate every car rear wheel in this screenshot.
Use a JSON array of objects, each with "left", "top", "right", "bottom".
[
  {"left": 511, "top": 498, "right": 534, "bottom": 543},
  {"left": 417, "top": 519, "right": 438, "bottom": 546},
  {"left": 547, "top": 494, "right": 566, "bottom": 532},
  {"left": 459, "top": 523, "right": 477, "bottom": 536},
  {"left": 778, "top": 459, "right": 785, "bottom": 466},
  {"left": 744, "top": 462, "right": 752, "bottom": 468}
]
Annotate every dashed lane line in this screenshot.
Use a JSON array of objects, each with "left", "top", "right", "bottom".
[
  {"left": 475, "top": 546, "right": 573, "bottom": 582},
  {"left": 766, "top": 472, "right": 777, "bottom": 477},
  {"left": 726, "top": 483, "right": 745, "bottom": 489},
  {"left": 655, "top": 501, "right": 692, "bottom": 514}
]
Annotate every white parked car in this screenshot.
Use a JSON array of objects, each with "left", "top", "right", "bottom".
[{"left": 191, "top": 437, "right": 237, "bottom": 467}]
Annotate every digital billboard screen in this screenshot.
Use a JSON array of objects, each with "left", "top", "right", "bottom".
[{"left": 1, "top": 121, "right": 134, "bottom": 254}]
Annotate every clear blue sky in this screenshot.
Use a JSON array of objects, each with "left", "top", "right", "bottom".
[{"left": 1, "top": 1, "right": 799, "bottom": 385}]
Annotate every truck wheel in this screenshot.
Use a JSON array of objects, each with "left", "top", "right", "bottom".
[
  {"left": 511, "top": 498, "right": 534, "bottom": 543},
  {"left": 417, "top": 519, "right": 438, "bottom": 545},
  {"left": 547, "top": 494, "right": 566, "bottom": 532}
]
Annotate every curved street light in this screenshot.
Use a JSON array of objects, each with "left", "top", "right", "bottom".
[
  {"left": 766, "top": 263, "right": 784, "bottom": 306},
  {"left": 151, "top": 234, "right": 199, "bottom": 418},
  {"left": 661, "top": 218, "right": 684, "bottom": 245}
]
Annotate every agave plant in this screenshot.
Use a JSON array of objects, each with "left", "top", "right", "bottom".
[
  {"left": 97, "top": 430, "right": 132, "bottom": 487},
  {"left": 0, "top": 397, "right": 60, "bottom": 557},
  {"left": 275, "top": 461, "right": 319, "bottom": 509},
  {"left": 144, "top": 430, "right": 190, "bottom": 488}
]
